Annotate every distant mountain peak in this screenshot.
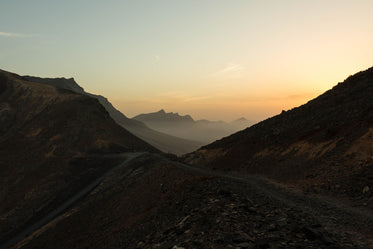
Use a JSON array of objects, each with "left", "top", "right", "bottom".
[
  {"left": 234, "top": 117, "right": 247, "bottom": 122},
  {"left": 133, "top": 109, "right": 195, "bottom": 123},
  {"left": 17, "top": 72, "right": 201, "bottom": 155}
]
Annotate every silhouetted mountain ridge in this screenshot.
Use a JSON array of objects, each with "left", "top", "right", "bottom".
[
  {"left": 23, "top": 76, "right": 85, "bottom": 94},
  {"left": 134, "top": 109, "right": 195, "bottom": 124},
  {"left": 133, "top": 109, "right": 255, "bottom": 143},
  {"left": 21, "top": 76, "right": 202, "bottom": 155}
]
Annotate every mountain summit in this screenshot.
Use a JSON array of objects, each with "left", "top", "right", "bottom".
[{"left": 134, "top": 109, "right": 195, "bottom": 124}]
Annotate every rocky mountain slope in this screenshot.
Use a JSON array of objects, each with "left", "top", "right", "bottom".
[
  {"left": 133, "top": 109, "right": 254, "bottom": 143},
  {"left": 0, "top": 69, "right": 158, "bottom": 245},
  {"left": 184, "top": 67, "right": 373, "bottom": 202},
  {"left": 22, "top": 76, "right": 203, "bottom": 155},
  {"left": 8, "top": 153, "right": 373, "bottom": 249}
]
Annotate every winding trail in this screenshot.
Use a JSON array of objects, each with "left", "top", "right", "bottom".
[
  {"left": 1, "top": 152, "right": 144, "bottom": 249},
  {"left": 166, "top": 156, "right": 373, "bottom": 246},
  {"left": 4, "top": 152, "right": 373, "bottom": 248}
]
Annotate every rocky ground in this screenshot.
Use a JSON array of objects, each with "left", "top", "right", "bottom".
[
  {"left": 9, "top": 153, "right": 373, "bottom": 249},
  {"left": 132, "top": 180, "right": 368, "bottom": 249}
]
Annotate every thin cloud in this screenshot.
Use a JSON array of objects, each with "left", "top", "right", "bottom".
[
  {"left": 154, "top": 55, "right": 160, "bottom": 62},
  {"left": 211, "top": 63, "right": 244, "bottom": 79},
  {"left": 220, "top": 63, "right": 244, "bottom": 74},
  {"left": 0, "top": 31, "right": 29, "bottom": 38}
]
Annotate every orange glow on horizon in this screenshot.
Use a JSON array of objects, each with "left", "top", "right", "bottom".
[{"left": 111, "top": 90, "right": 321, "bottom": 122}]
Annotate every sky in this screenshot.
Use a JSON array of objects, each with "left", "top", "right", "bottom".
[{"left": 1, "top": 0, "right": 373, "bottom": 122}]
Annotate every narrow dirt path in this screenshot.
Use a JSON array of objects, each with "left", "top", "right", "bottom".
[
  {"left": 160, "top": 155, "right": 373, "bottom": 247},
  {"left": 1, "top": 152, "right": 145, "bottom": 249},
  {"left": 5, "top": 152, "right": 373, "bottom": 248}
]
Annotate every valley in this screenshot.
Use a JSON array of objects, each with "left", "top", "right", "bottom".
[
  {"left": 2, "top": 1, "right": 373, "bottom": 248},
  {"left": 0, "top": 67, "right": 372, "bottom": 249}
]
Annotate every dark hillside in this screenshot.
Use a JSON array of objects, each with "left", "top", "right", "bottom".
[
  {"left": 0, "top": 70, "right": 157, "bottom": 244},
  {"left": 185, "top": 67, "right": 373, "bottom": 201}
]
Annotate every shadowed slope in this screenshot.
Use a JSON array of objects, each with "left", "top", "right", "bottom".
[
  {"left": 185, "top": 67, "right": 373, "bottom": 201},
  {"left": 0, "top": 70, "right": 157, "bottom": 244}
]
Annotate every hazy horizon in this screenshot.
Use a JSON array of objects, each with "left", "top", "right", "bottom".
[{"left": 1, "top": 0, "right": 373, "bottom": 121}]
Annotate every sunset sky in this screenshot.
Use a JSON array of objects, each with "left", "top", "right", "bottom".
[{"left": 1, "top": 0, "right": 373, "bottom": 121}]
